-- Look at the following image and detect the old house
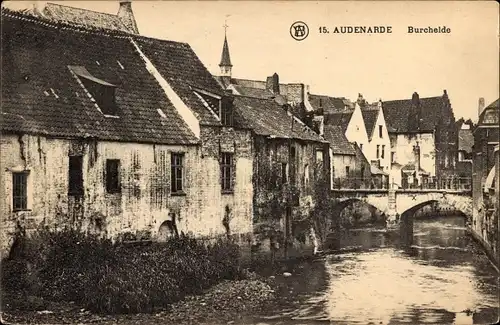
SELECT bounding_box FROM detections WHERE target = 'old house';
[472,98,499,260]
[323,126,357,189]
[383,91,458,189]
[231,95,330,257]
[456,120,474,188]
[0,8,254,255]
[27,1,139,34]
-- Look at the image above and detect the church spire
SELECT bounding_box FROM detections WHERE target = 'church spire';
[219,21,232,78]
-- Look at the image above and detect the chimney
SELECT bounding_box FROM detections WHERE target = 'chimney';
[357,93,364,104]
[413,142,421,171]
[32,1,47,16]
[266,73,280,95]
[411,92,420,106]
[478,97,485,116]
[118,1,139,34]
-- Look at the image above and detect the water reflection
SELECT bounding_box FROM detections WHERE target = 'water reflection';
[253,215,499,325]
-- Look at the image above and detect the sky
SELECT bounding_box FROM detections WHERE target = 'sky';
[4,1,499,121]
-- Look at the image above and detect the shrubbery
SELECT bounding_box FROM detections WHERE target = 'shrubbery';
[1,227,244,314]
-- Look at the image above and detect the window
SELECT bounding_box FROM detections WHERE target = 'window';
[221,153,233,191]
[391,152,395,163]
[68,156,84,195]
[345,166,350,176]
[379,125,383,138]
[69,66,118,116]
[376,145,380,158]
[315,149,324,165]
[171,153,184,193]
[381,145,385,159]
[106,159,121,193]
[221,105,233,126]
[360,166,365,180]
[281,163,288,184]
[13,172,28,211]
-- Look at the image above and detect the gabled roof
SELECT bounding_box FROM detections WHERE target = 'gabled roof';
[361,108,379,140]
[308,94,352,114]
[1,9,201,145]
[382,94,449,133]
[324,111,354,133]
[458,129,474,153]
[478,98,499,126]
[323,126,356,155]
[41,2,134,33]
[132,37,225,126]
[232,96,326,142]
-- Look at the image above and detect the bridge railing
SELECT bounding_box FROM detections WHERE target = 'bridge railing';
[332,176,472,191]
[332,177,388,190]
[399,177,472,191]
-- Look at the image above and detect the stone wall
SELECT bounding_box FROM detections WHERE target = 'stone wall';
[0,129,254,255]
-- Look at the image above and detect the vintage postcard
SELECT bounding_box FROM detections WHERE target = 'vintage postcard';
[1,1,499,324]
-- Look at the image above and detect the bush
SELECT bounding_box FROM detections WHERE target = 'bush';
[1,229,244,314]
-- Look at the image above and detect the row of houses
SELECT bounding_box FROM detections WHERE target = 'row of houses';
[0,4,328,256]
[1,2,484,256]
[216,33,462,191]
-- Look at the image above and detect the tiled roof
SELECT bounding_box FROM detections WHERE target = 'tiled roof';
[232,85,274,99]
[41,3,133,33]
[458,129,474,153]
[323,126,356,155]
[232,96,326,142]
[308,94,351,114]
[324,111,354,132]
[382,95,448,133]
[361,108,379,140]
[478,98,499,126]
[1,9,198,145]
[132,36,224,126]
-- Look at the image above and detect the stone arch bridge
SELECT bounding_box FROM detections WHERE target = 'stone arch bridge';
[330,189,473,225]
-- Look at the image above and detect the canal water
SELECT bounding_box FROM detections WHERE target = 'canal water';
[251,215,499,325]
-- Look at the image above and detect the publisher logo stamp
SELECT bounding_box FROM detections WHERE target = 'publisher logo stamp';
[290,21,309,41]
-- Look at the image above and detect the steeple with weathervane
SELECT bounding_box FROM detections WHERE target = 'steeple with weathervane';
[219,21,232,80]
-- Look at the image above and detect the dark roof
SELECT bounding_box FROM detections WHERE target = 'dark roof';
[324,111,354,132]
[458,129,474,153]
[41,3,133,33]
[132,37,224,126]
[323,126,356,155]
[219,35,232,67]
[361,108,379,139]
[1,9,199,145]
[308,94,351,114]
[232,96,326,142]
[382,94,449,133]
[478,98,499,126]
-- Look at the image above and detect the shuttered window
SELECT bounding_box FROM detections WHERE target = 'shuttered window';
[13,172,29,211]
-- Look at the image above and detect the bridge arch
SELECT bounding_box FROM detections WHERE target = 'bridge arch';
[333,197,388,227]
[398,198,470,246]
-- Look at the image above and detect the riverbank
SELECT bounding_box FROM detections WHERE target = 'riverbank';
[1,278,277,325]
[466,227,500,273]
